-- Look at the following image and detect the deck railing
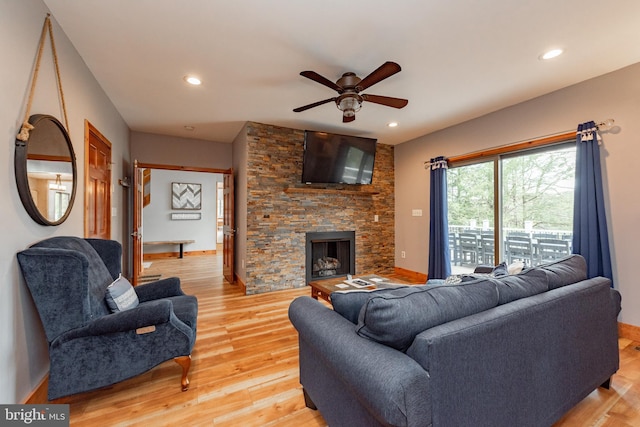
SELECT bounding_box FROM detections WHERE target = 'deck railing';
[447,225,572,269]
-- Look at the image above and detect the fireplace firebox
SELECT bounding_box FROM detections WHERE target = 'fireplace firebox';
[305,231,355,284]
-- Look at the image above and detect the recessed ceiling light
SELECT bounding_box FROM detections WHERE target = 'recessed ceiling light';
[387,122,398,128]
[184,76,202,85]
[540,49,564,60]
[184,125,195,131]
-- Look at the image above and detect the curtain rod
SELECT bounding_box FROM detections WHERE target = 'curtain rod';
[423,118,615,168]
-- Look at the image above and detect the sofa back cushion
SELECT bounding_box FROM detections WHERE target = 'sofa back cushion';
[489,268,549,305]
[532,254,587,289]
[356,281,499,351]
[331,287,409,324]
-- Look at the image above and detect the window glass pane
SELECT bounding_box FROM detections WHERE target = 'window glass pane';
[501,145,575,267]
[447,161,495,274]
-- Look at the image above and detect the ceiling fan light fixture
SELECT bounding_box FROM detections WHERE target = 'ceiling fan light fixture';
[337,95,362,117]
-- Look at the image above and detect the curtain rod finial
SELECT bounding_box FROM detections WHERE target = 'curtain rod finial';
[596,118,615,131]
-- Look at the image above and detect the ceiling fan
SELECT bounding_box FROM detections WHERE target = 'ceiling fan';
[293,61,408,123]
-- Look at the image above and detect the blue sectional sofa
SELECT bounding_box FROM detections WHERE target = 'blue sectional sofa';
[289,255,621,427]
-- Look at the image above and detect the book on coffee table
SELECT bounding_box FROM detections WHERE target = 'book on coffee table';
[344,275,408,289]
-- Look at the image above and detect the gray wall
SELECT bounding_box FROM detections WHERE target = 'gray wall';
[1,1,130,402]
[395,62,640,328]
[131,131,231,169]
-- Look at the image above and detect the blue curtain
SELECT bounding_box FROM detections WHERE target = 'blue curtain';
[428,156,451,279]
[572,121,613,284]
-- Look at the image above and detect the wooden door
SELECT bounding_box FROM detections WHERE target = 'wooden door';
[223,171,235,284]
[85,121,111,239]
[132,161,143,285]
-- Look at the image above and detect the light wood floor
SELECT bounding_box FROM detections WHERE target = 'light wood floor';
[61,255,640,426]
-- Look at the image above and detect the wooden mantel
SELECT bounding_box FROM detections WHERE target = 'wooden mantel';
[283,187,379,196]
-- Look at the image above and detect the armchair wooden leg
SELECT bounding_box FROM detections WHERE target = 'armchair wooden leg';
[174,355,191,391]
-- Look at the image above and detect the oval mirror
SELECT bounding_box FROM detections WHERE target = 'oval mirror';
[15,114,77,226]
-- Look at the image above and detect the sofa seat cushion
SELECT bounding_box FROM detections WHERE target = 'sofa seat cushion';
[534,254,587,289]
[356,281,499,351]
[331,287,409,324]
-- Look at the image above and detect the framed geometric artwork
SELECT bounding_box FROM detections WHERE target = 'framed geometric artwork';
[171,182,202,210]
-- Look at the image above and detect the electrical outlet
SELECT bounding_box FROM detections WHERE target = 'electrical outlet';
[374,214,379,222]
[401,251,406,259]
[241,259,245,269]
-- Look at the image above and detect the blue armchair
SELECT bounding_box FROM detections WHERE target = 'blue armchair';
[17,236,197,400]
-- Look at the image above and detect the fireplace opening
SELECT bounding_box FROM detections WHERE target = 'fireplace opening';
[305,231,355,284]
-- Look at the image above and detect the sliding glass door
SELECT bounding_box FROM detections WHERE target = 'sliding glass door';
[447,142,575,273]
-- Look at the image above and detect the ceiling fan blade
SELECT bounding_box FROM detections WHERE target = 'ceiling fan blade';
[300,71,343,93]
[355,62,401,92]
[343,114,356,123]
[362,94,408,109]
[293,97,337,113]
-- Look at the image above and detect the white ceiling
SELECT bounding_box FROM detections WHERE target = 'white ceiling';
[43,0,640,145]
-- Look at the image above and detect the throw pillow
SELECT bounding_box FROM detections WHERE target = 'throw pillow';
[444,274,464,284]
[443,262,510,285]
[492,261,509,277]
[105,274,139,312]
[356,281,499,351]
[507,261,525,275]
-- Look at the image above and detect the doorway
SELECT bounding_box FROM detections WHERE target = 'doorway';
[143,169,220,259]
[84,121,111,239]
[132,162,233,284]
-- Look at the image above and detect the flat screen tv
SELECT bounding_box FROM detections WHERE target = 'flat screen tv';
[302,130,377,184]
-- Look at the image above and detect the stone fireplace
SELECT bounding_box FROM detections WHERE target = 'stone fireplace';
[305,231,355,284]
[240,122,395,294]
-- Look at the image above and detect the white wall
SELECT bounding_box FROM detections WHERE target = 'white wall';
[1,1,130,402]
[143,170,220,253]
[395,62,640,328]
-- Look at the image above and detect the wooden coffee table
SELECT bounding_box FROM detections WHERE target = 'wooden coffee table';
[308,274,412,303]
